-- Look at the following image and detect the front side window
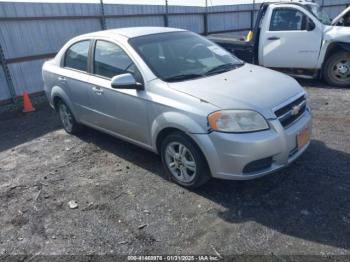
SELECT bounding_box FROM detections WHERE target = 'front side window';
[93,40,138,79]
[129,31,243,82]
[270,8,308,31]
[64,40,90,72]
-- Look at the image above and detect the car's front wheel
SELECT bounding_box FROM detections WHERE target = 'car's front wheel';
[57,100,81,134]
[160,131,210,189]
[323,51,350,88]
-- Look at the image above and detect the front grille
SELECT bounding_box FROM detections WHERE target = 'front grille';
[289,147,298,158]
[275,96,307,128]
[243,157,273,174]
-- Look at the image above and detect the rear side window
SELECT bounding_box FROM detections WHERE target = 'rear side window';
[64,40,90,72]
[270,8,308,31]
[93,40,137,79]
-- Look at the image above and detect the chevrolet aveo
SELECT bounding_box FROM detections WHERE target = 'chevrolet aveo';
[42,27,312,188]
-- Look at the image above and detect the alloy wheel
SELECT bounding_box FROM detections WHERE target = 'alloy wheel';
[164,142,197,183]
[59,103,73,132]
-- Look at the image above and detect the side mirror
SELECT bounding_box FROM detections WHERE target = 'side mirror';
[111,73,143,90]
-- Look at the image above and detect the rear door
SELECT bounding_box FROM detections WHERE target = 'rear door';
[61,40,93,122]
[259,5,323,69]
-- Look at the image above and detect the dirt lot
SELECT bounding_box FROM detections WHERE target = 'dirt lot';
[0,80,350,259]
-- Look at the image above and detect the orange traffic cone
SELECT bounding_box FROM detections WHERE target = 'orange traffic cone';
[22,91,35,113]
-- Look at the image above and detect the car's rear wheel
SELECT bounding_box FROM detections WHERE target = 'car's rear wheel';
[160,131,210,189]
[57,100,81,134]
[323,51,350,88]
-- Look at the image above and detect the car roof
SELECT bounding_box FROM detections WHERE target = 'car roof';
[80,27,186,40]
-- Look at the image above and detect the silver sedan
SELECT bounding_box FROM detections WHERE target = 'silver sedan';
[42,27,312,188]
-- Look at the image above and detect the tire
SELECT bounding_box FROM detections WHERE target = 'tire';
[57,100,81,134]
[323,51,350,88]
[160,131,210,189]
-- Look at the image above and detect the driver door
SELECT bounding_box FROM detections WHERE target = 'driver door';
[259,6,323,69]
[87,40,150,145]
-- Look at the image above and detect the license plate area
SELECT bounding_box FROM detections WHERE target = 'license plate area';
[297,128,310,150]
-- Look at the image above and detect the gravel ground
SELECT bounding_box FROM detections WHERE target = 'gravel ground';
[0,80,350,259]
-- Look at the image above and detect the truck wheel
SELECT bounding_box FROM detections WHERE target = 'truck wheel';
[323,51,350,88]
[160,131,210,189]
[57,100,81,134]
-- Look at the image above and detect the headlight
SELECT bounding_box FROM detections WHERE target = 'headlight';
[208,110,269,133]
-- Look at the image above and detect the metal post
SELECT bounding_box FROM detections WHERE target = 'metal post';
[321,0,325,8]
[0,42,17,104]
[100,0,106,30]
[164,0,169,27]
[251,0,256,30]
[204,0,208,35]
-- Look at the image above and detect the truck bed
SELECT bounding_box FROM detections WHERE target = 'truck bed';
[208,34,254,63]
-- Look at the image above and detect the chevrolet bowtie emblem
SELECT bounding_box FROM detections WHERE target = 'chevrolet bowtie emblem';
[291,105,301,116]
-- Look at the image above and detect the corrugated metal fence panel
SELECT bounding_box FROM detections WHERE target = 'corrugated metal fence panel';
[323,0,349,18]
[208,10,251,32]
[168,5,202,13]
[0,2,99,17]
[104,4,165,29]
[104,3,165,15]
[167,5,204,33]
[106,16,164,28]
[324,0,349,5]
[0,65,10,101]
[207,4,255,33]
[168,14,204,33]
[8,59,46,96]
[0,19,101,60]
[0,2,101,60]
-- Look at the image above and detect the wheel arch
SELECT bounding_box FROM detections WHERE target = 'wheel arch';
[151,112,208,154]
[51,86,77,116]
[155,127,184,154]
[323,42,350,65]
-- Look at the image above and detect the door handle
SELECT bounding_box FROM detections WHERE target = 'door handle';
[267,36,280,41]
[58,76,66,81]
[92,86,104,95]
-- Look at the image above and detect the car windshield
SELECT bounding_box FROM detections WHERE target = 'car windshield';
[307,5,332,25]
[129,31,243,82]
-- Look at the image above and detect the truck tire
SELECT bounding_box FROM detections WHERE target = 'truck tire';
[323,51,350,88]
[160,131,210,189]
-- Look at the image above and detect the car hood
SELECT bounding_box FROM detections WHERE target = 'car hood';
[332,6,350,26]
[167,64,305,119]
[324,25,350,43]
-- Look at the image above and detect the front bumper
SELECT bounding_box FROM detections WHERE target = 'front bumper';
[192,109,312,180]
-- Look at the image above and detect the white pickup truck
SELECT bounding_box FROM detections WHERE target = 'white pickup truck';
[209,1,350,87]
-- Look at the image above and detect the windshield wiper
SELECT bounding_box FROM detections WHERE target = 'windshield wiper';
[205,63,243,76]
[164,73,204,82]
